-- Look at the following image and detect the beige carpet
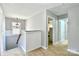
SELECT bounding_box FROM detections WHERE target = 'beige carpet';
[2,48,25,56]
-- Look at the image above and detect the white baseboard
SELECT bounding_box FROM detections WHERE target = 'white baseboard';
[41,46,48,49]
[67,49,79,55]
[26,46,47,53]
[21,46,26,53]
[19,46,26,55]
[26,46,42,52]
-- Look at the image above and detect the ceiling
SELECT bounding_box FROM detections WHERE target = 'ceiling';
[48,3,79,16]
[2,3,62,19]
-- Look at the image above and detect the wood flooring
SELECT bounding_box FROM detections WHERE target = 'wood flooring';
[1,42,79,56]
[27,44,79,56]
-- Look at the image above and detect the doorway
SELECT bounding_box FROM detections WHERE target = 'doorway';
[59,18,68,45]
[48,17,53,46]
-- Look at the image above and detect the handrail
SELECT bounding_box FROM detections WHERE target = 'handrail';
[16,34,21,44]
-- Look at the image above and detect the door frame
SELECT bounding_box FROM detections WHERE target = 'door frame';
[46,16,56,48]
[59,18,68,43]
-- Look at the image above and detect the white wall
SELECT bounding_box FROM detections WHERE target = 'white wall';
[26,31,41,52]
[26,10,47,48]
[26,11,45,30]
[26,10,59,48]
[68,5,79,51]
[0,5,5,55]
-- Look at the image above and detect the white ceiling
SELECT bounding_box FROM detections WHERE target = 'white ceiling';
[48,3,79,16]
[2,3,62,19]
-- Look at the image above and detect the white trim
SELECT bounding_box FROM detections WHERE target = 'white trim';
[47,16,56,48]
[19,46,26,55]
[67,49,79,55]
[41,46,48,49]
[26,46,42,52]
[26,46,48,53]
